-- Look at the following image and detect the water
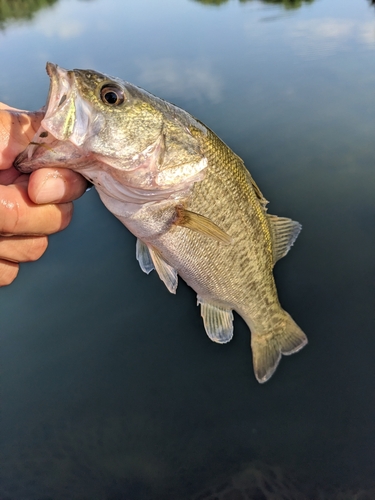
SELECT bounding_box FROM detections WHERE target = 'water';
[0,0,374,498]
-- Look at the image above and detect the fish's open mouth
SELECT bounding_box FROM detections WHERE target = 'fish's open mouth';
[14,62,104,173]
[45,62,75,119]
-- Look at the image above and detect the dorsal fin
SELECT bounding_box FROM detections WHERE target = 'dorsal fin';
[244,167,269,209]
[267,214,302,265]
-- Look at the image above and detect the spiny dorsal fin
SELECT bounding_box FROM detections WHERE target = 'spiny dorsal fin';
[136,239,154,274]
[197,297,234,344]
[268,214,302,265]
[148,246,178,294]
[244,168,269,209]
[175,206,232,245]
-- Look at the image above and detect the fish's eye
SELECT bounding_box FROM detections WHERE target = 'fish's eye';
[100,85,125,106]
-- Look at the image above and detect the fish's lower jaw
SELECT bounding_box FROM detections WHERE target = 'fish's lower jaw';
[249,312,307,383]
[13,153,34,173]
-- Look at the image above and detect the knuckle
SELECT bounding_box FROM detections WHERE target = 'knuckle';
[0,261,19,286]
[0,198,21,235]
[59,202,74,230]
[26,236,48,261]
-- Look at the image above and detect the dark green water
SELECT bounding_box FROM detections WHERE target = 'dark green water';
[0,0,374,498]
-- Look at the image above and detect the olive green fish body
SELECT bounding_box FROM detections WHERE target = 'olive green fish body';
[150,129,276,315]
[126,127,307,382]
[14,63,307,383]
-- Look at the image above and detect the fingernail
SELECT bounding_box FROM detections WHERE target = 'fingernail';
[35,177,66,204]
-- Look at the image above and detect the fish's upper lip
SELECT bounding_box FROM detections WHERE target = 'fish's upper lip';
[45,62,74,115]
[46,61,58,78]
[41,63,76,141]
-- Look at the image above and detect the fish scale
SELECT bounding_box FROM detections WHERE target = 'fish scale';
[157,127,275,314]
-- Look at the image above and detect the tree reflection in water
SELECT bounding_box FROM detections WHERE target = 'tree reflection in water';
[0,0,318,28]
[0,0,57,27]
[192,0,315,8]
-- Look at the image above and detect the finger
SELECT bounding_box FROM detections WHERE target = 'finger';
[0,181,73,236]
[0,103,24,111]
[0,235,48,262]
[0,166,23,185]
[0,108,44,170]
[28,168,88,204]
[0,259,19,287]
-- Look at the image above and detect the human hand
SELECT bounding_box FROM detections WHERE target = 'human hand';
[0,103,88,286]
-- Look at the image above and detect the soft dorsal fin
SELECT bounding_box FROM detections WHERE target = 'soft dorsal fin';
[136,239,154,274]
[148,246,178,294]
[197,297,234,344]
[267,214,302,265]
[174,206,232,245]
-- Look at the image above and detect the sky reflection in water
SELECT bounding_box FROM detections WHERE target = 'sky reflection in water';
[0,0,375,498]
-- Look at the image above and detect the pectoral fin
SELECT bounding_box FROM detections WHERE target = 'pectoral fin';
[175,206,232,245]
[198,298,234,343]
[268,214,302,265]
[148,246,178,294]
[136,239,154,274]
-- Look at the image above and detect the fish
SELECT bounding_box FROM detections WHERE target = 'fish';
[15,63,308,383]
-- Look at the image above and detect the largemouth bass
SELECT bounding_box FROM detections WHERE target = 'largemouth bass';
[15,63,307,383]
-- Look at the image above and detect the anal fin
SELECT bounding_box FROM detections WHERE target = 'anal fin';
[198,298,234,344]
[148,246,178,294]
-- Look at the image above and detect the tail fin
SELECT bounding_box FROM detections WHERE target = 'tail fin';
[249,310,307,383]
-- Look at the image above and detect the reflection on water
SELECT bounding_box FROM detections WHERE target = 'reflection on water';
[256,0,314,8]
[137,58,223,103]
[192,0,314,9]
[0,0,375,498]
[0,0,57,27]
[192,0,230,5]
